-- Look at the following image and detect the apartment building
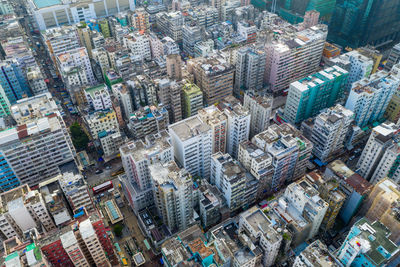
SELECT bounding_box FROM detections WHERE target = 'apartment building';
[166,54,182,81]
[120,131,173,213]
[111,83,133,120]
[356,122,398,181]
[252,123,313,188]
[304,104,354,162]
[127,105,169,140]
[0,60,31,105]
[345,69,400,127]
[84,109,119,139]
[283,65,348,125]
[84,84,112,111]
[131,8,150,32]
[150,161,194,232]
[182,82,203,118]
[264,24,328,93]
[169,116,212,179]
[197,106,227,154]
[56,47,96,91]
[234,46,266,96]
[123,32,151,61]
[156,78,182,123]
[294,240,341,266]
[188,56,234,105]
[156,12,185,43]
[26,66,48,95]
[243,90,273,138]
[221,96,251,159]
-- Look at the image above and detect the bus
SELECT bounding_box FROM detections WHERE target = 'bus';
[92,181,113,195]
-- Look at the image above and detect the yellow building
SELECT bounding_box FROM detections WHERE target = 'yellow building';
[84,109,119,139]
[365,178,400,222]
[385,88,400,123]
[357,46,383,74]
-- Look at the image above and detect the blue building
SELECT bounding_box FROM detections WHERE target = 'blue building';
[0,60,31,104]
[0,152,20,192]
[337,217,399,266]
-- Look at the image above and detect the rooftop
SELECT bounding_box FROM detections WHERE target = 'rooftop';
[169,116,210,141]
[301,240,341,266]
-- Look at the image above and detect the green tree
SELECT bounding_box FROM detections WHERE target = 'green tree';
[70,122,89,151]
[113,223,123,237]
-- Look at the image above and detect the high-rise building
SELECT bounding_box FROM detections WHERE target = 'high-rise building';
[127,105,169,140]
[279,0,335,23]
[234,46,266,96]
[243,90,272,138]
[264,24,327,93]
[210,153,247,212]
[326,50,374,91]
[131,8,150,32]
[0,84,10,118]
[0,184,56,240]
[380,200,400,245]
[345,70,400,127]
[239,207,282,267]
[365,178,399,223]
[252,123,313,188]
[182,82,203,118]
[122,32,151,61]
[92,48,111,76]
[0,107,75,188]
[328,0,400,48]
[169,116,212,179]
[309,171,346,231]
[304,104,354,162]
[385,43,400,71]
[294,240,341,266]
[26,66,48,96]
[155,12,185,43]
[188,56,234,105]
[56,47,96,91]
[166,54,182,81]
[27,0,135,30]
[156,78,182,123]
[324,160,372,224]
[150,161,194,232]
[111,83,133,120]
[58,172,94,213]
[284,65,348,125]
[337,218,399,267]
[84,109,119,139]
[198,180,227,228]
[197,106,227,154]
[356,122,398,181]
[120,131,173,213]
[0,60,31,104]
[84,84,112,111]
[220,96,250,159]
[357,46,383,75]
[182,25,203,57]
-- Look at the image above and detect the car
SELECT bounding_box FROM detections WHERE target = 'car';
[106,165,112,170]
[95,169,103,174]
[349,155,356,161]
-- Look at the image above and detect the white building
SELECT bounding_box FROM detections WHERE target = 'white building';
[120,131,173,213]
[345,70,400,127]
[327,50,373,91]
[307,104,354,162]
[169,116,212,179]
[357,122,398,182]
[99,130,124,158]
[123,32,151,61]
[197,106,227,154]
[111,83,133,119]
[92,48,111,75]
[27,0,135,30]
[221,97,251,159]
[243,90,273,138]
[60,231,90,267]
[293,240,341,267]
[0,184,56,242]
[239,207,282,267]
[385,42,400,71]
[150,161,194,232]
[84,84,112,111]
[84,109,119,138]
[210,153,246,212]
[283,177,328,239]
[58,172,94,213]
[56,47,96,91]
[26,66,48,95]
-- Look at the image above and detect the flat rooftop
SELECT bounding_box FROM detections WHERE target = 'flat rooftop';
[169,116,210,141]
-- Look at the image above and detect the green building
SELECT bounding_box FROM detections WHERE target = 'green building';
[279,0,336,23]
[182,83,203,118]
[99,19,111,38]
[283,65,349,125]
[104,69,123,88]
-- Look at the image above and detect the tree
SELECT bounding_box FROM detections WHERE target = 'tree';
[113,223,123,237]
[70,122,89,151]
